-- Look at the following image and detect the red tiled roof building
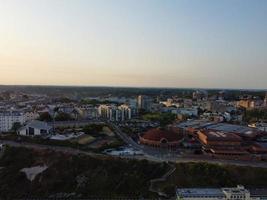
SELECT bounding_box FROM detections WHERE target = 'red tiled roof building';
[139,128,183,148]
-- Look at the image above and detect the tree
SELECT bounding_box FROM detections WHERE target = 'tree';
[159,113,176,127]
[11,122,22,132]
[83,124,103,135]
[55,112,74,121]
[38,112,53,122]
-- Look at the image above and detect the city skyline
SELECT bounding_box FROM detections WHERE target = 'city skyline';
[0,0,267,89]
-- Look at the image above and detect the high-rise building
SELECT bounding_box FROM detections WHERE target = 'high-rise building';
[137,95,152,111]
[98,104,131,121]
[264,93,267,107]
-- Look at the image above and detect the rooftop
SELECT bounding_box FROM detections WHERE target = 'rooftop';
[206,123,258,137]
[199,130,242,142]
[27,120,52,130]
[141,128,183,142]
[176,188,224,198]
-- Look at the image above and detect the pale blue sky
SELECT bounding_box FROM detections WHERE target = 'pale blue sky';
[0,0,266,89]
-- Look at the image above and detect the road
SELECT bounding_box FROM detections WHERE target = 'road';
[1,123,267,169]
[109,122,267,169]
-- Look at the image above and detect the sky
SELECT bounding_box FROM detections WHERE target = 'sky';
[0,0,267,89]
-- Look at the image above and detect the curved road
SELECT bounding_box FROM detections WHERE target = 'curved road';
[1,125,267,169]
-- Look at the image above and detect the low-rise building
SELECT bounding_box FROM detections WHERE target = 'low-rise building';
[139,128,183,148]
[17,120,53,136]
[197,130,250,160]
[177,185,263,200]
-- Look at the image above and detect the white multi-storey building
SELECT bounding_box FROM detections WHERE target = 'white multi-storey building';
[176,185,262,200]
[98,104,132,121]
[0,111,25,132]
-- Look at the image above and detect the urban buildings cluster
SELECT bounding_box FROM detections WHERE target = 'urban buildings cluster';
[176,185,267,200]
[0,89,267,162]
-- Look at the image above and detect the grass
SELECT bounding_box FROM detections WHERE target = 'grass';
[102,126,115,136]
[71,134,96,145]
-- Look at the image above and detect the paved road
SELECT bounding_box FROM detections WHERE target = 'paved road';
[2,129,267,169]
[109,122,267,169]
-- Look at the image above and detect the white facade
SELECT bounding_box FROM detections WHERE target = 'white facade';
[98,104,132,121]
[0,111,25,132]
[176,185,260,200]
[222,185,251,200]
[17,120,52,136]
[24,112,40,122]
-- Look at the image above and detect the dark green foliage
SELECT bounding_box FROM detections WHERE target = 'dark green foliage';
[55,112,74,121]
[82,124,104,136]
[142,112,176,126]
[38,112,53,122]
[244,109,267,122]
[11,122,22,132]
[161,162,267,196]
[0,147,167,199]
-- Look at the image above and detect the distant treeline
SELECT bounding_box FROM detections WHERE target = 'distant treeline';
[0,85,266,99]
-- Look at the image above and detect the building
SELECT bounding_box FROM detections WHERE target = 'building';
[238,99,264,109]
[249,122,267,132]
[24,111,39,122]
[98,104,132,121]
[177,185,264,200]
[79,105,99,119]
[198,130,242,147]
[137,95,153,111]
[174,120,264,140]
[0,111,25,132]
[17,120,52,136]
[197,130,250,160]
[139,128,183,148]
[171,107,198,120]
[118,104,132,121]
[177,188,225,200]
[222,185,251,200]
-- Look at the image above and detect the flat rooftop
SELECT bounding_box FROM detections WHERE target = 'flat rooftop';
[174,120,216,129]
[175,120,264,137]
[200,130,242,142]
[206,123,257,137]
[176,188,224,198]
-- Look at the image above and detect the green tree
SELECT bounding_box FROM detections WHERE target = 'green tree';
[11,122,22,132]
[55,112,74,121]
[38,112,53,122]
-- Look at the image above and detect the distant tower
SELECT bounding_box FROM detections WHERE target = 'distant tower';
[264,92,267,107]
[137,95,152,111]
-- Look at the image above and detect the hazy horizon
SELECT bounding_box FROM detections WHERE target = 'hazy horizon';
[0,0,267,89]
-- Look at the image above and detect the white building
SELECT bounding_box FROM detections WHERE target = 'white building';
[0,111,25,132]
[118,104,132,121]
[17,120,52,136]
[98,104,132,121]
[222,185,251,200]
[176,185,261,200]
[78,105,99,119]
[24,111,40,122]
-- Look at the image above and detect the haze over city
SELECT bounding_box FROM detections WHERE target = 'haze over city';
[1,1,267,199]
[0,0,266,89]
